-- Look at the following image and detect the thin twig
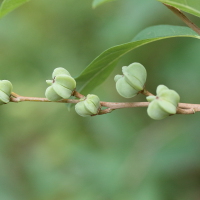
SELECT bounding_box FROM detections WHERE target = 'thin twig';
[10,96,79,104]
[178,103,200,110]
[176,107,195,114]
[11,92,20,98]
[9,91,200,115]
[100,101,149,109]
[98,108,114,115]
[164,3,200,35]
[73,91,85,99]
[141,89,154,96]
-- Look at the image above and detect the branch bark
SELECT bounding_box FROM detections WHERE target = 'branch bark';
[9,91,200,116]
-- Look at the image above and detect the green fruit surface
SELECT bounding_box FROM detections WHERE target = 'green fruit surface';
[52,67,71,78]
[0,90,10,103]
[55,75,76,91]
[146,96,156,102]
[116,77,138,98]
[0,80,12,96]
[123,63,146,87]
[53,83,73,99]
[45,86,62,101]
[159,90,180,107]
[87,94,100,107]
[75,101,92,117]
[147,100,169,120]
[158,100,177,114]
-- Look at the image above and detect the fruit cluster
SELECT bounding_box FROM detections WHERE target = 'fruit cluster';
[44,63,180,119]
[45,67,101,117]
[0,62,180,120]
[114,63,180,120]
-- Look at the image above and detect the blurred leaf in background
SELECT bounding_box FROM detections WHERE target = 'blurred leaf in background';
[0,0,29,19]
[92,0,116,8]
[0,0,200,200]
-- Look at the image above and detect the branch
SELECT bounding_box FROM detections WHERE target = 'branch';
[10,93,80,104]
[141,89,154,96]
[179,103,200,111]
[100,101,149,109]
[164,3,200,35]
[101,101,199,115]
[98,108,114,115]
[176,107,195,114]
[73,91,85,99]
[9,91,200,116]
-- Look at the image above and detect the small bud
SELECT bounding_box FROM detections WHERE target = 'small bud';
[0,80,13,104]
[75,94,100,117]
[114,63,147,98]
[147,85,180,120]
[45,68,76,101]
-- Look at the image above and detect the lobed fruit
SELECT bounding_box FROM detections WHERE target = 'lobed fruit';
[114,63,147,98]
[75,94,100,117]
[45,67,76,101]
[147,85,180,120]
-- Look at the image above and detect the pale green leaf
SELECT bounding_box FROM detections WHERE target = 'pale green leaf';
[158,0,200,18]
[0,0,29,19]
[75,25,200,96]
[92,0,116,8]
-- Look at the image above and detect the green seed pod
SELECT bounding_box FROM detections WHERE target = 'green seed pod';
[147,85,180,120]
[0,80,13,104]
[75,94,100,117]
[114,62,147,98]
[45,68,76,101]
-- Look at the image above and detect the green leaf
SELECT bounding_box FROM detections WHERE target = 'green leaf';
[157,0,200,18]
[75,25,200,96]
[0,0,29,19]
[92,0,116,8]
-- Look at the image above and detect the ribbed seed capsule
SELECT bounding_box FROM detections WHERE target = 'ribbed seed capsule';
[0,80,13,104]
[45,67,76,101]
[114,63,147,98]
[147,85,180,120]
[75,94,100,117]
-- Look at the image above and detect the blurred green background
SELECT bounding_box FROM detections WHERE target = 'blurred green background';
[0,0,200,199]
